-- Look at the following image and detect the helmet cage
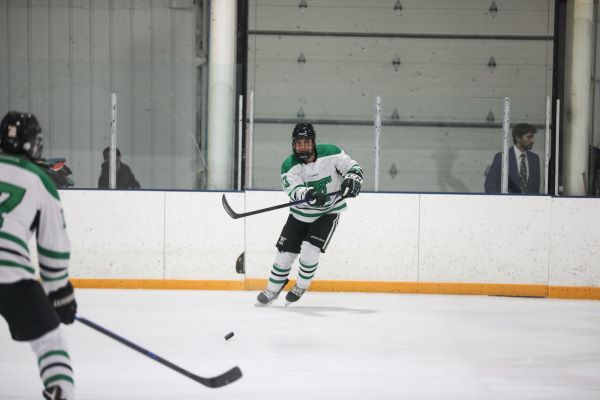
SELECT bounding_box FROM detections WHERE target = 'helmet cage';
[292,123,316,161]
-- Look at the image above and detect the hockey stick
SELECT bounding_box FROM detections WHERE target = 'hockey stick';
[75,316,242,388]
[222,191,342,219]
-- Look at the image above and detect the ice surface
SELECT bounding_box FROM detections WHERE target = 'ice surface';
[1,289,600,399]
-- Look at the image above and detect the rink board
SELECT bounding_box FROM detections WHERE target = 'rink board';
[53,190,600,299]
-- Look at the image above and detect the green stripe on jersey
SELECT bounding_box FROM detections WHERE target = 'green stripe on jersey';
[0,230,30,253]
[0,259,35,274]
[280,144,343,174]
[290,203,347,218]
[0,154,59,200]
[37,245,70,260]
[315,144,342,157]
[281,154,301,174]
[288,184,305,198]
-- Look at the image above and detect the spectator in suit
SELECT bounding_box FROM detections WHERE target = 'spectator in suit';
[484,123,540,194]
[98,147,141,189]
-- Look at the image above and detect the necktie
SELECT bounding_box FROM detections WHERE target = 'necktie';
[519,153,528,193]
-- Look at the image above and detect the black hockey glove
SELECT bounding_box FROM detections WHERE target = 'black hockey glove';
[304,187,327,207]
[341,172,363,198]
[48,281,77,324]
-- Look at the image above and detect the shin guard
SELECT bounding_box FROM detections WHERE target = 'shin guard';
[266,251,297,292]
[297,241,321,289]
[30,327,74,400]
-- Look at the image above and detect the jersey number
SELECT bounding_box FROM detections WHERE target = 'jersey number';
[0,181,26,228]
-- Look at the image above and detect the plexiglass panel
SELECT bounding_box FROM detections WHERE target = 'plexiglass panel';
[249,94,552,193]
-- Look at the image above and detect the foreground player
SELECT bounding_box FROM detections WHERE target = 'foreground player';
[257,122,363,305]
[0,112,77,400]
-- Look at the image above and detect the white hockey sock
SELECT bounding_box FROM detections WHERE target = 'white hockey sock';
[267,251,297,292]
[30,326,75,400]
[297,241,321,289]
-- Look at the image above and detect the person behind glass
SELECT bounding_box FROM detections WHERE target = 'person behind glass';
[484,123,541,194]
[0,111,77,400]
[98,147,140,189]
[256,122,363,306]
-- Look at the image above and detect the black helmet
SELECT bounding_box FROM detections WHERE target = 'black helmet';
[0,111,43,159]
[292,122,316,161]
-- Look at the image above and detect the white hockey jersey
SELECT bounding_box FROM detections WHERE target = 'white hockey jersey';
[281,144,362,223]
[0,153,70,293]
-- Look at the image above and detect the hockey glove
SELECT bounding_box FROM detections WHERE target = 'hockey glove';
[341,172,363,198]
[48,281,77,324]
[304,187,327,207]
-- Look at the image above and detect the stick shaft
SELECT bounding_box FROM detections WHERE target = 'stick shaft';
[76,315,242,387]
[77,316,190,377]
[222,191,341,219]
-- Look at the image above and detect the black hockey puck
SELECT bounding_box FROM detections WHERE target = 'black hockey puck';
[224,332,234,340]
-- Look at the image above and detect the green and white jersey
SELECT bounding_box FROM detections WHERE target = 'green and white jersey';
[0,153,70,293]
[281,144,362,223]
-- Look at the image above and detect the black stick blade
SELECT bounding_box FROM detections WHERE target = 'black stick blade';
[196,366,243,388]
[222,194,242,219]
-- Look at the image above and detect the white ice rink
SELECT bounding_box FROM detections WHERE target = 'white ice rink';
[1,289,600,400]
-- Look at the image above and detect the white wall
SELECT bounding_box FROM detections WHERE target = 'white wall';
[57,190,600,289]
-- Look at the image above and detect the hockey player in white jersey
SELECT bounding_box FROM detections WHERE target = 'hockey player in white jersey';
[0,112,77,400]
[257,122,363,305]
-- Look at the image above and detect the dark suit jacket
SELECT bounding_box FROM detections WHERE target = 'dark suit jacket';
[484,147,540,194]
[98,161,141,189]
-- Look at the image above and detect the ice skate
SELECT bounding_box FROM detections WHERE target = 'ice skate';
[256,279,288,305]
[43,386,66,400]
[285,284,306,306]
